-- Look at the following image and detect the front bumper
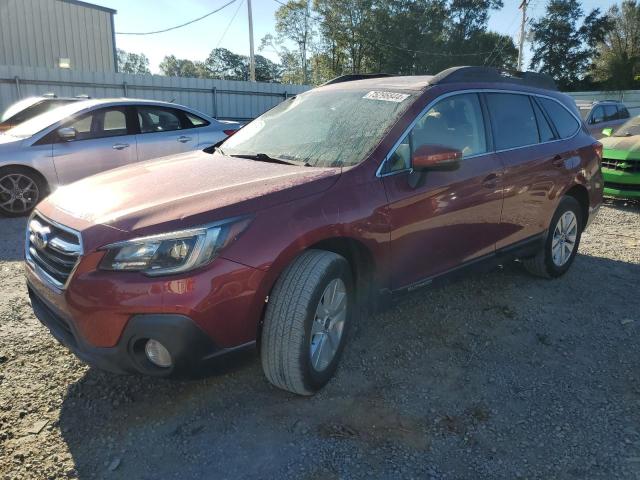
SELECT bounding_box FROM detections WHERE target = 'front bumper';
[28,285,224,375]
[602,168,640,198]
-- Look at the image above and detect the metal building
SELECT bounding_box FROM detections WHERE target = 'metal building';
[0,0,117,72]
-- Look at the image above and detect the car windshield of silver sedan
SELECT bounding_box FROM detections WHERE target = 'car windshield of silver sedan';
[221,88,418,168]
[4,101,93,138]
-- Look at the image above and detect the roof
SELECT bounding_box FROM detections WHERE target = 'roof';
[57,0,117,15]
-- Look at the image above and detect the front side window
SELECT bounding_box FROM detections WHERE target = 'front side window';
[384,93,487,173]
[486,93,538,150]
[539,98,580,139]
[590,106,605,124]
[64,107,128,141]
[138,106,183,133]
[221,88,418,168]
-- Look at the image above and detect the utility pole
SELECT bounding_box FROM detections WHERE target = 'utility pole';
[247,0,256,81]
[517,0,528,71]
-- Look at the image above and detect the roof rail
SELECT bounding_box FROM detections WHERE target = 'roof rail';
[321,73,394,86]
[430,66,557,91]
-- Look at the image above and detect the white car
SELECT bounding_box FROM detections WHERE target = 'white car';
[0,98,240,216]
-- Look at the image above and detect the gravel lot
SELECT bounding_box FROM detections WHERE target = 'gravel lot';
[1,202,639,480]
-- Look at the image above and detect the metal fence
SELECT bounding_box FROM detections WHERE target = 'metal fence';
[567,90,640,114]
[0,65,311,122]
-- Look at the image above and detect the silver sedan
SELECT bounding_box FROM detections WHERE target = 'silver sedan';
[0,98,240,216]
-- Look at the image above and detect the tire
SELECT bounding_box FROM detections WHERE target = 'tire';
[261,249,354,395]
[0,167,47,217]
[522,196,583,278]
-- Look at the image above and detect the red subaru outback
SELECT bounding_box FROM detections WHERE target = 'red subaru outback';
[25,67,603,395]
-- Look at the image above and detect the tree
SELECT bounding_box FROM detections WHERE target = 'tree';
[529,0,608,90]
[202,48,247,80]
[592,1,640,90]
[255,55,283,82]
[116,49,151,74]
[274,0,313,83]
[159,55,203,78]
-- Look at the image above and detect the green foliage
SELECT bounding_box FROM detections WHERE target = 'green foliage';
[116,49,151,75]
[592,1,640,91]
[529,0,609,90]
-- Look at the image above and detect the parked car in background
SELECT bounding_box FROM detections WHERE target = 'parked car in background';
[0,94,87,133]
[0,99,240,216]
[599,116,640,199]
[26,67,602,396]
[576,99,630,139]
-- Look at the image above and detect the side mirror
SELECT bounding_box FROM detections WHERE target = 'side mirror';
[601,127,613,137]
[412,144,462,171]
[57,127,76,141]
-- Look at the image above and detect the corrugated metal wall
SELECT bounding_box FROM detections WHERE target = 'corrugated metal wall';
[0,65,311,121]
[0,0,116,72]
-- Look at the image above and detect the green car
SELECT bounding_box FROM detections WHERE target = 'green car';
[600,117,640,198]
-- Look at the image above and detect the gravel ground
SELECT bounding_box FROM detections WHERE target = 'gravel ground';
[1,201,639,480]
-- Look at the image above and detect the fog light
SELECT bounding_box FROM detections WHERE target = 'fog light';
[144,339,172,368]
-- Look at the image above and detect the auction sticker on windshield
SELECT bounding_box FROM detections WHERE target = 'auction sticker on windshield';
[363,91,410,103]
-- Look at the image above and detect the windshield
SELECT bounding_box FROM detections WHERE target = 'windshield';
[221,88,418,167]
[0,99,77,126]
[613,116,640,137]
[4,101,95,138]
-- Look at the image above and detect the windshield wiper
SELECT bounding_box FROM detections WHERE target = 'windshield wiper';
[231,153,305,166]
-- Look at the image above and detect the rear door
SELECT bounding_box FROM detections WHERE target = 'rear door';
[492,93,581,249]
[381,92,505,290]
[52,106,137,184]
[135,105,196,161]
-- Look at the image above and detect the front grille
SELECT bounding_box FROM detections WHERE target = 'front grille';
[604,181,640,192]
[26,214,83,289]
[602,158,640,173]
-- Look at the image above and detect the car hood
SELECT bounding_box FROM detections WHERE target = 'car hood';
[40,151,340,247]
[601,135,640,160]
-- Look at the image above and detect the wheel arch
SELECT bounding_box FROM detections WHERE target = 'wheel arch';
[563,183,589,228]
[0,164,50,192]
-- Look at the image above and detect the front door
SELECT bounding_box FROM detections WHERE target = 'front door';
[52,106,137,184]
[381,92,505,290]
[134,105,195,161]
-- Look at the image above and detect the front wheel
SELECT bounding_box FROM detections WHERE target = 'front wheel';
[522,196,583,278]
[0,167,46,217]
[261,250,353,395]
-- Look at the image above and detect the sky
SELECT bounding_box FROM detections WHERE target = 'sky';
[90,0,621,75]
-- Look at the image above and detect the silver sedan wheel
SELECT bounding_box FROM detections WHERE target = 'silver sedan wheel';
[0,174,39,214]
[552,211,578,267]
[309,278,348,373]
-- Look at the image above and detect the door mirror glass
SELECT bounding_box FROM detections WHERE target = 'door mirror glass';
[57,127,77,141]
[601,127,613,137]
[413,144,462,171]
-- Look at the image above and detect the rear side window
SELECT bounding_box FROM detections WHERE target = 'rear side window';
[485,93,538,150]
[532,100,555,142]
[185,113,210,128]
[618,105,630,119]
[539,98,580,139]
[137,106,183,133]
[604,104,618,121]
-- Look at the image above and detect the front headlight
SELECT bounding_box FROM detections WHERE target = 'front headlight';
[99,217,251,276]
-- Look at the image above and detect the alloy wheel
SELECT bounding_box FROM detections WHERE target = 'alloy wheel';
[309,278,348,372]
[551,210,578,267]
[0,173,40,214]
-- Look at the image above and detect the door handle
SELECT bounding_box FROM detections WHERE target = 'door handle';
[552,154,564,167]
[481,173,499,189]
[177,136,192,143]
[112,143,130,150]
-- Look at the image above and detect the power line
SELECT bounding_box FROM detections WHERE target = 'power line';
[215,0,245,49]
[116,0,239,35]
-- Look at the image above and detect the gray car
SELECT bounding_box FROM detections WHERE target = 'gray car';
[576,100,630,139]
[0,98,240,216]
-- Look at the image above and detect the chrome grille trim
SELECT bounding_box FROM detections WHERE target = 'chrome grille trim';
[25,212,83,290]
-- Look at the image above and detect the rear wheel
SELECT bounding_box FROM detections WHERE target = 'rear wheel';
[0,167,46,217]
[522,196,583,278]
[261,250,353,395]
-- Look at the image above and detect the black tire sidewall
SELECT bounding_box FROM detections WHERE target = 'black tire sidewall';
[544,196,583,277]
[0,168,46,217]
[301,257,354,391]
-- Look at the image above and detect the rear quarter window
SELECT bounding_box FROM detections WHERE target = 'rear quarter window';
[539,98,580,139]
